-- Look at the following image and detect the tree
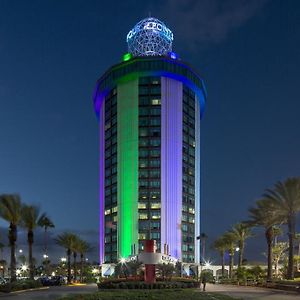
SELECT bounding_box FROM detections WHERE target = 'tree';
[0,259,6,277]
[0,194,22,282]
[295,233,300,271]
[231,223,253,267]
[55,232,77,284]
[222,231,237,279]
[212,237,227,277]
[21,204,43,280]
[126,260,142,277]
[38,214,55,256]
[75,239,91,282]
[272,242,288,277]
[247,198,283,281]
[263,178,300,279]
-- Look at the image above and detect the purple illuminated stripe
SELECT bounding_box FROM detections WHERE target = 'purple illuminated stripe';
[99,95,105,264]
[161,77,182,259]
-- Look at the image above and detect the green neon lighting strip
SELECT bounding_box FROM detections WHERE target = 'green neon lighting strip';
[122,52,132,62]
[117,79,139,258]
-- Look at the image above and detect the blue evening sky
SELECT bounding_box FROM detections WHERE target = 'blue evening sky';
[0,0,299,262]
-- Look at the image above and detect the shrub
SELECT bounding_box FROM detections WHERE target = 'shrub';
[0,279,43,293]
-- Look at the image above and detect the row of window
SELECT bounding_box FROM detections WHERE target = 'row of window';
[139,212,160,220]
[138,202,161,209]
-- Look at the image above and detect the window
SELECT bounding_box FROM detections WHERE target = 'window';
[150,118,160,126]
[150,170,160,178]
[139,181,148,188]
[139,149,149,157]
[151,211,160,219]
[151,222,160,230]
[151,108,160,115]
[150,160,160,167]
[139,233,146,240]
[150,232,160,239]
[151,99,161,105]
[182,224,188,232]
[151,203,160,209]
[139,213,148,220]
[149,181,160,188]
[139,160,148,168]
[150,139,160,146]
[189,207,195,214]
[138,203,147,209]
[139,221,149,230]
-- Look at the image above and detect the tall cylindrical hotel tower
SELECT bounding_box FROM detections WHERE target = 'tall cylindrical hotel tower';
[94,18,206,265]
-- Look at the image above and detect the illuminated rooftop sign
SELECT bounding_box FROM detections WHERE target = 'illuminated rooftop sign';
[126,17,173,57]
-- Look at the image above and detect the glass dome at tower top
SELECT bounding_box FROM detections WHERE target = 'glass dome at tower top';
[126,17,174,57]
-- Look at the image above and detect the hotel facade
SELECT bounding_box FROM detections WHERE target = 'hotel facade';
[94,17,206,265]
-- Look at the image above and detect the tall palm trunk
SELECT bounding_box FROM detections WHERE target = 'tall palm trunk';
[9,223,17,282]
[44,227,48,255]
[67,248,71,284]
[229,250,234,278]
[266,227,273,281]
[28,230,34,280]
[221,252,225,277]
[238,241,244,267]
[73,252,77,282]
[287,214,295,279]
[80,253,84,283]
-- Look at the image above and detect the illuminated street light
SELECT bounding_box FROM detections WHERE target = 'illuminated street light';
[43,254,49,259]
[21,265,28,271]
[120,257,126,264]
[204,261,211,268]
[235,247,240,252]
[61,257,67,262]
[19,249,23,254]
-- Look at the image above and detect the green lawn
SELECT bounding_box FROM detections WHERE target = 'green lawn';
[59,289,237,300]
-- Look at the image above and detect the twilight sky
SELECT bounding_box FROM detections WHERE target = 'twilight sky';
[0,0,299,263]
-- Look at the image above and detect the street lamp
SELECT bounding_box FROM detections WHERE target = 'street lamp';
[120,257,126,264]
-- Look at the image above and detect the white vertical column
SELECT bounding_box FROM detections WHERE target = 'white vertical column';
[161,77,183,259]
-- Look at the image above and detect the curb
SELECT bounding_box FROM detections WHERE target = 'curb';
[0,286,49,296]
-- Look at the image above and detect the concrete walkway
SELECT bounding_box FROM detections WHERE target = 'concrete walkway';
[206,283,300,300]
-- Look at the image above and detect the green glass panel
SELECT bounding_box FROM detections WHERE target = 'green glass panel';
[117,79,139,258]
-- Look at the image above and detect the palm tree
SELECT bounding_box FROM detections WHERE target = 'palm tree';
[38,214,55,256]
[213,236,227,277]
[295,233,300,271]
[263,178,300,279]
[55,232,77,284]
[75,239,91,283]
[72,237,80,282]
[21,204,43,280]
[222,231,237,279]
[247,198,283,281]
[0,194,22,282]
[231,223,253,267]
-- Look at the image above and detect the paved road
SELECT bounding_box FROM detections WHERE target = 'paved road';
[0,284,98,300]
[206,283,300,300]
